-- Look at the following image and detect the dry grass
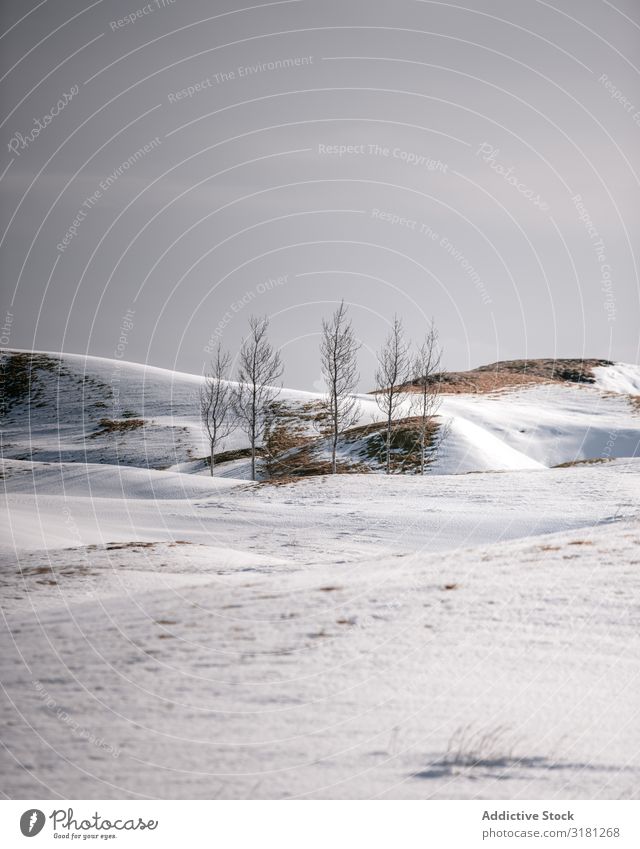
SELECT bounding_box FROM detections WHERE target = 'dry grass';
[92,417,145,436]
[553,457,610,468]
[399,357,613,396]
[210,447,254,466]
[343,416,440,473]
[1,351,60,413]
[437,724,523,772]
[257,413,442,481]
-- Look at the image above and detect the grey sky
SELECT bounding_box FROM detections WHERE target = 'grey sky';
[1,0,639,389]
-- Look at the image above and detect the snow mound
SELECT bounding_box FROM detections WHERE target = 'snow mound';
[592,362,640,395]
[439,383,640,469]
[1,458,246,499]
[432,416,546,473]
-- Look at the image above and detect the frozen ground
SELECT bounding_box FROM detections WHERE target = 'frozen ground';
[1,351,639,799]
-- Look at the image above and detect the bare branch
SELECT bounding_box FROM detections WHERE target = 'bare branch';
[319,301,361,474]
[199,344,237,475]
[374,315,411,474]
[409,322,445,474]
[233,315,283,480]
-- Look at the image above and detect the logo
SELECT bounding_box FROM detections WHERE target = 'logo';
[20,809,45,837]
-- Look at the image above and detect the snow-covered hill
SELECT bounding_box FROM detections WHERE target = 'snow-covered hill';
[2,349,639,475]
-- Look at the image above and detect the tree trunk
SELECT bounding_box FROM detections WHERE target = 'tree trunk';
[251,442,256,481]
[210,444,214,477]
[332,431,338,475]
[332,383,338,475]
[386,408,392,474]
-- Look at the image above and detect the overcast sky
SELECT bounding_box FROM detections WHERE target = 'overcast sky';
[1,0,639,389]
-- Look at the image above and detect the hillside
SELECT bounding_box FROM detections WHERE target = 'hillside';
[401,357,619,394]
[1,349,639,477]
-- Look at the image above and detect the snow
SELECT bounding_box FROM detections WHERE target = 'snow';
[3,350,639,477]
[1,466,639,799]
[3,455,638,556]
[437,382,640,470]
[2,349,640,800]
[431,416,546,473]
[592,362,640,395]
[0,348,328,470]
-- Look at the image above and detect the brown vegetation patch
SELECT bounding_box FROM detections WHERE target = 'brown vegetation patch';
[553,457,610,468]
[92,417,145,437]
[210,447,254,466]
[258,413,441,480]
[344,416,440,473]
[399,358,613,395]
[266,445,364,479]
[1,351,60,412]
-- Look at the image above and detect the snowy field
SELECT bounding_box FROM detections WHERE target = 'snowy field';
[1,350,639,799]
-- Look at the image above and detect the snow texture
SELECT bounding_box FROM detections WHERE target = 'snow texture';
[1,350,639,799]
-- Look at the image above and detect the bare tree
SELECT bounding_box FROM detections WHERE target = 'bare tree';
[319,301,361,474]
[374,315,411,474]
[234,315,283,481]
[199,345,237,476]
[410,323,444,475]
